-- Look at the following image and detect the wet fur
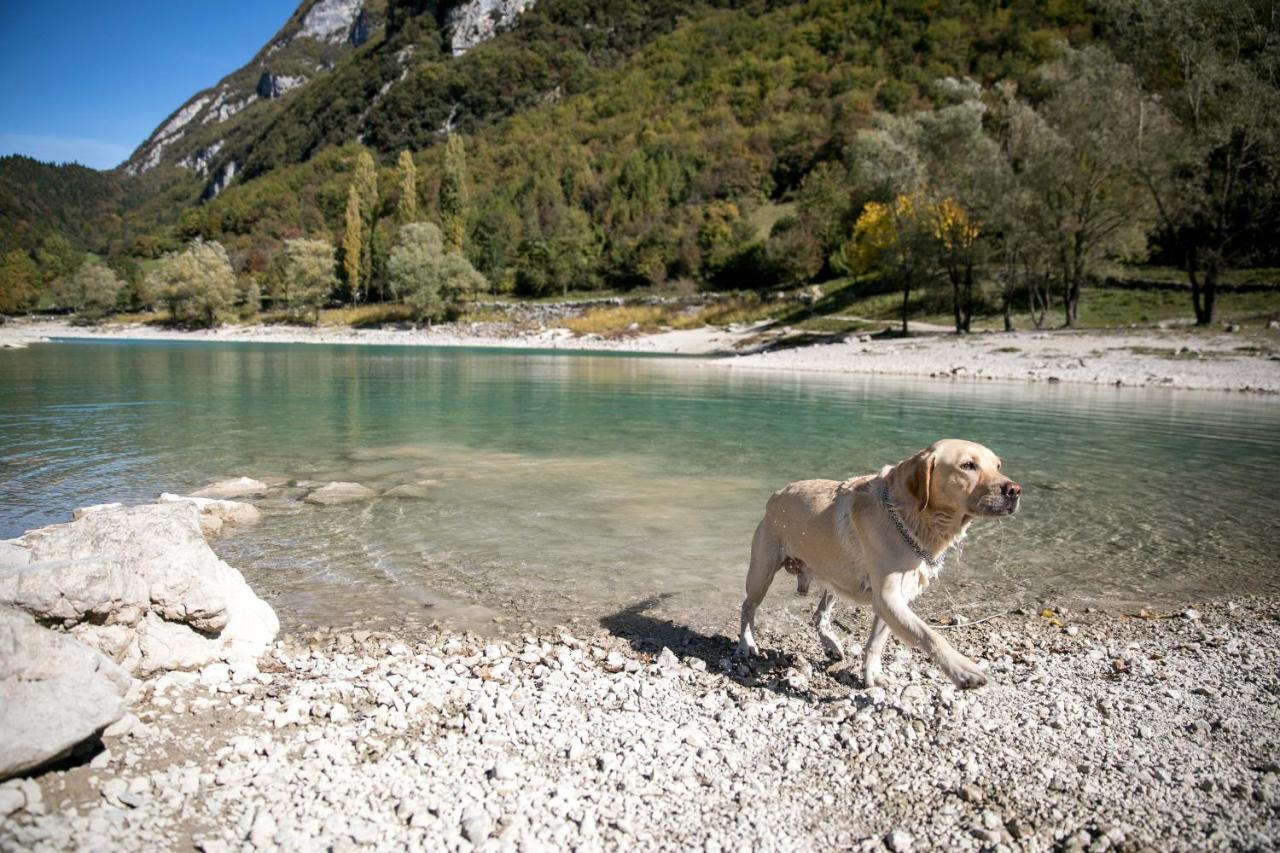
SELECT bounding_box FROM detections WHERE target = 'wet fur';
[737,439,1020,690]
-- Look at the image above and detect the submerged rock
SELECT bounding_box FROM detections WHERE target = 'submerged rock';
[0,503,278,674]
[304,481,377,505]
[157,493,261,537]
[382,480,439,499]
[190,477,269,500]
[0,607,132,780]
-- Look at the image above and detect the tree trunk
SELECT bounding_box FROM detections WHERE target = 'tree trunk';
[1202,256,1218,325]
[901,274,911,335]
[961,260,974,333]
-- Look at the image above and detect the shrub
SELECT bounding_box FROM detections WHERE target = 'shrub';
[146,238,237,328]
[387,222,486,321]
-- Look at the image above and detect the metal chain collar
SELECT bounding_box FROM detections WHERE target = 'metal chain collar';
[879,485,947,571]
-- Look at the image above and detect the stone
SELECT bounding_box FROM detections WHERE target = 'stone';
[303,482,377,506]
[189,477,268,500]
[0,503,278,674]
[157,494,261,537]
[72,503,124,520]
[0,784,25,816]
[0,607,132,779]
[886,829,914,851]
[103,713,139,738]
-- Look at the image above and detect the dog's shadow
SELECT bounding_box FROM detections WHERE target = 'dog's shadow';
[598,594,859,702]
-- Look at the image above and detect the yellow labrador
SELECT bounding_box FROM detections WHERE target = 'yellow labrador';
[738,439,1021,689]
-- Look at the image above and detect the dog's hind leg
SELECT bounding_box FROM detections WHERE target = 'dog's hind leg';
[862,614,891,687]
[738,520,782,657]
[811,589,844,661]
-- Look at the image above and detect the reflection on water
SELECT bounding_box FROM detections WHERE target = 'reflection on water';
[1,339,1278,630]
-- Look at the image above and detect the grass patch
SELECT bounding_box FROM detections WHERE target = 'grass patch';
[316,304,415,327]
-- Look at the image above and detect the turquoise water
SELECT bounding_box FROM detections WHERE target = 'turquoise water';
[2,339,1278,629]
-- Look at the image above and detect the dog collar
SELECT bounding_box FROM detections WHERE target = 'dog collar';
[879,485,947,570]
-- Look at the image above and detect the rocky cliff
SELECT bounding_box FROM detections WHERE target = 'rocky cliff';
[121,0,536,199]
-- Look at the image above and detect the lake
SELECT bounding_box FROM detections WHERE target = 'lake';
[2,339,1278,632]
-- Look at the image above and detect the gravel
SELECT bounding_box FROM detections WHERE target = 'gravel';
[2,598,1279,851]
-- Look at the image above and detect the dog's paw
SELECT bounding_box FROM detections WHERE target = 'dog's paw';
[821,637,845,662]
[863,665,886,688]
[946,659,989,690]
[736,637,760,658]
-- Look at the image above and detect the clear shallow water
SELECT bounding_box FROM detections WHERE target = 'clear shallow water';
[1,339,1278,631]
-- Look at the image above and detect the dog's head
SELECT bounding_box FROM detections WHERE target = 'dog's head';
[896,439,1020,518]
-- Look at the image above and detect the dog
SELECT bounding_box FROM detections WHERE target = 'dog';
[737,439,1020,690]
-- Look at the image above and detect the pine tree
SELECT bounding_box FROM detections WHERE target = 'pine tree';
[396,150,418,223]
[342,184,363,303]
[440,134,468,254]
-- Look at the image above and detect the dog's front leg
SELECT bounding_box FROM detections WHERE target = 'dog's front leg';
[862,615,891,687]
[871,575,987,690]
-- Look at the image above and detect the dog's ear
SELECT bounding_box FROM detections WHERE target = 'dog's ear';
[901,449,935,512]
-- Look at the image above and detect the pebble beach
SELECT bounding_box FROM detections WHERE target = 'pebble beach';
[3,597,1278,852]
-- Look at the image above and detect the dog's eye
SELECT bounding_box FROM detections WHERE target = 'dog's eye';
[960,461,977,471]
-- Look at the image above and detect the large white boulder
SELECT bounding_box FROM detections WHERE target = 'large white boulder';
[157,493,261,537]
[304,481,376,505]
[0,503,278,674]
[0,607,132,780]
[190,477,268,500]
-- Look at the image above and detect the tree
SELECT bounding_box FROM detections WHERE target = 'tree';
[353,148,378,284]
[440,134,469,254]
[836,195,934,334]
[341,184,363,303]
[36,234,83,299]
[56,262,123,321]
[388,222,485,321]
[1006,48,1153,326]
[268,238,337,324]
[0,250,39,314]
[147,238,237,328]
[1107,0,1280,324]
[395,150,418,223]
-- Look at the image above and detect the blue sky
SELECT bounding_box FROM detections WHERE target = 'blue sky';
[0,1,299,170]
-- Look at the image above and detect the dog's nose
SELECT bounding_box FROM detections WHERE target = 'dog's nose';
[1002,481,1021,497]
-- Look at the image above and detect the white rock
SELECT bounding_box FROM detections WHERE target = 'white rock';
[304,482,377,506]
[189,477,268,500]
[0,784,25,816]
[0,607,132,779]
[0,503,278,674]
[72,503,124,520]
[157,494,261,537]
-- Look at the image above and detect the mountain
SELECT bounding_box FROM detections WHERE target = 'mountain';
[3,0,1113,291]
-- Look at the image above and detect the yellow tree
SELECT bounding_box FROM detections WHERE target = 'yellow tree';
[395,150,418,224]
[930,197,981,332]
[342,184,363,302]
[440,133,468,254]
[840,195,929,334]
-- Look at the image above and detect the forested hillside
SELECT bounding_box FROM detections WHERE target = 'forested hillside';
[1,0,1277,329]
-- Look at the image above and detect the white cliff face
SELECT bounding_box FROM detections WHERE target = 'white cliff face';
[257,72,308,99]
[206,161,238,199]
[299,0,364,43]
[179,140,225,176]
[444,0,537,55]
[126,94,213,175]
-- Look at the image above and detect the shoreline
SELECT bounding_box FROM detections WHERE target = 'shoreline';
[3,317,1278,395]
[3,594,1278,850]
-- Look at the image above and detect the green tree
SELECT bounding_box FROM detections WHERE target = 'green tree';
[440,134,469,254]
[269,238,337,324]
[56,262,123,321]
[395,150,418,223]
[1006,47,1153,326]
[0,250,39,314]
[341,184,363,302]
[388,221,485,321]
[147,238,237,328]
[1107,0,1280,325]
[36,234,83,298]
